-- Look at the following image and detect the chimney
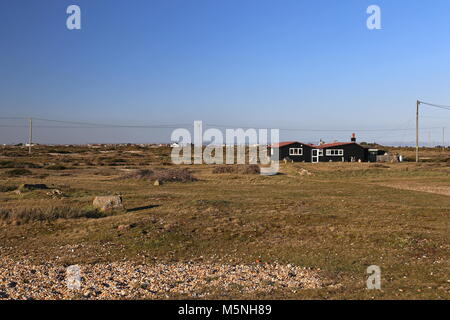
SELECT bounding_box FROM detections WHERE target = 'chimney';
[351,133,356,143]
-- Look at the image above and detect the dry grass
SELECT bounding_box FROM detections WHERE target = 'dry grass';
[121,168,196,182]
[0,206,104,224]
[212,164,260,174]
[3,168,33,177]
[0,145,448,299]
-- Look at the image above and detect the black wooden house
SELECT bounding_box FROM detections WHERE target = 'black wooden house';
[271,134,372,163]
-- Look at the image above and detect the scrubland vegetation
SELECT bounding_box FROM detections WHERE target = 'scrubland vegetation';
[0,145,448,299]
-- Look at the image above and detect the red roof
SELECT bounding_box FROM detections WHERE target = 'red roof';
[271,141,316,148]
[271,141,298,148]
[272,141,359,149]
[315,142,356,149]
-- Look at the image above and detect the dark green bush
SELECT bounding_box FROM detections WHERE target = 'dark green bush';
[0,161,41,169]
[4,169,33,177]
[0,185,17,193]
[45,165,67,170]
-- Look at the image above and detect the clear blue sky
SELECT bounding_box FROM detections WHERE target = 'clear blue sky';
[1,0,450,145]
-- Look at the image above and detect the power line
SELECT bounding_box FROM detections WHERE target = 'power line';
[0,125,191,129]
[419,101,450,111]
[0,117,444,132]
[0,117,193,129]
[205,123,442,132]
[416,100,450,162]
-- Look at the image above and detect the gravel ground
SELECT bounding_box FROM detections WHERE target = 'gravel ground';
[0,258,322,300]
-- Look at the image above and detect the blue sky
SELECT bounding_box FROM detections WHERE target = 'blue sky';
[1,0,450,145]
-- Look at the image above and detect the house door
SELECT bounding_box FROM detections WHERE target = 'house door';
[312,149,319,163]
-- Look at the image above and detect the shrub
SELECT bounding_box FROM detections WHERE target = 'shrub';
[121,169,154,179]
[18,184,49,192]
[0,209,9,220]
[212,164,260,175]
[212,166,235,174]
[121,168,196,182]
[0,161,41,169]
[151,168,197,182]
[369,164,390,169]
[0,185,17,193]
[104,158,128,166]
[46,149,71,154]
[0,206,104,224]
[4,169,33,177]
[45,165,67,170]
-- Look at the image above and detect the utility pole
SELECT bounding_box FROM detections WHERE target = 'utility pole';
[416,100,420,162]
[443,127,446,152]
[29,117,33,155]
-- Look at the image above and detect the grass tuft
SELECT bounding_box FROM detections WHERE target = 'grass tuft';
[212,164,260,175]
[0,206,106,224]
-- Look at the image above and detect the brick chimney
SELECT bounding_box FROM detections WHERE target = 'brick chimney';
[351,133,356,143]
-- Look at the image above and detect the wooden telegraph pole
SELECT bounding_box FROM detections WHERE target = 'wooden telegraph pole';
[416,100,420,162]
[29,117,33,155]
[443,127,446,152]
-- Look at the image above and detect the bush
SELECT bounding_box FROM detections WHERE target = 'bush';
[18,184,49,192]
[0,185,17,193]
[0,206,104,224]
[45,165,67,170]
[212,164,260,175]
[121,169,154,179]
[152,168,197,182]
[4,169,33,177]
[212,166,235,174]
[121,168,196,182]
[0,161,41,169]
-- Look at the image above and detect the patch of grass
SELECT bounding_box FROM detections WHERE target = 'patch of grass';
[121,168,196,182]
[0,161,41,169]
[0,145,448,299]
[45,165,67,170]
[212,164,260,175]
[369,164,390,169]
[0,185,17,193]
[4,168,33,177]
[18,184,49,192]
[152,168,197,182]
[0,206,106,224]
[121,169,154,179]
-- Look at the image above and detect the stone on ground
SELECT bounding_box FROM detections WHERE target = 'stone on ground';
[93,196,124,212]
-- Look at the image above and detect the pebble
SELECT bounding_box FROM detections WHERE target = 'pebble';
[0,257,322,300]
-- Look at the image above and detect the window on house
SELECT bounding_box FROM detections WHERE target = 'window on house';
[326,149,344,156]
[289,148,303,156]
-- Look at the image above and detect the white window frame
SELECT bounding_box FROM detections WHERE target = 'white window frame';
[326,149,344,156]
[289,148,303,156]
